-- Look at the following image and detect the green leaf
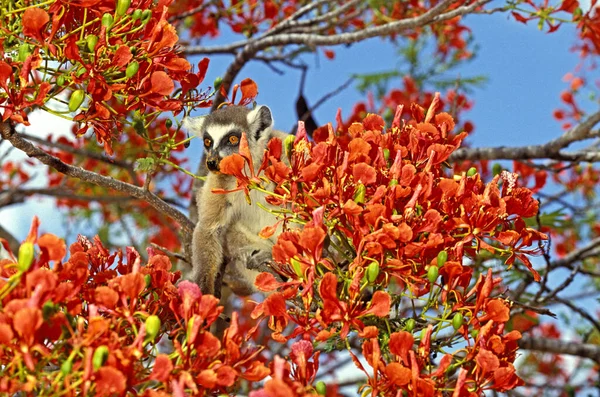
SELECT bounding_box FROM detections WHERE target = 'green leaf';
[134,157,156,172]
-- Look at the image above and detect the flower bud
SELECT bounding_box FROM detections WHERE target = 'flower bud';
[427,265,439,283]
[101,13,114,28]
[452,313,464,330]
[60,358,73,375]
[213,76,223,90]
[132,9,142,20]
[125,61,139,78]
[405,318,415,332]
[353,183,366,204]
[18,43,31,62]
[366,261,379,283]
[283,134,295,159]
[18,242,34,272]
[467,167,477,177]
[86,35,98,53]
[141,10,152,25]
[290,257,303,279]
[116,0,131,17]
[68,89,85,112]
[315,381,327,396]
[437,250,447,267]
[145,315,161,341]
[92,345,109,370]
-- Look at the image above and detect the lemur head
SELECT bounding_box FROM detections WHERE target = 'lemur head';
[184,105,275,173]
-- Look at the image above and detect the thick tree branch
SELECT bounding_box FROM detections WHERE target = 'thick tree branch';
[451,110,600,162]
[518,335,600,363]
[0,126,194,234]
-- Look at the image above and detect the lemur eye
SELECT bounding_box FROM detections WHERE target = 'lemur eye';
[228,136,239,145]
[204,138,211,147]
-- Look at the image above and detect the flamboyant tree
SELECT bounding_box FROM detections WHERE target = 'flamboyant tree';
[1,0,599,396]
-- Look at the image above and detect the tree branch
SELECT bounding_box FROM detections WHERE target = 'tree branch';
[0,125,194,234]
[451,110,600,162]
[518,335,600,363]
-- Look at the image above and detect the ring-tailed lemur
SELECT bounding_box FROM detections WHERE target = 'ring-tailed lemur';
[184,105,289,298]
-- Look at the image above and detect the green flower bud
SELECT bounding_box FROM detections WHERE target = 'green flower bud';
[437,250,447,267]
[213,76,223,90]
[467,167,477,177]
[315,381,327,396]
[56,75,66,86]
[116,0,131,17]
[353,183,366,204]
[388,179,398,187]
[18,242,34,272]
[145,315,161,341]
[427,265,439,283]
[383,148,390,161]
[366,261,380,283]
[132,9,143,20]
[125,61,139,78]
[92,345,109,370]
[68,89,85,113]
[101,13,114,28]
[492,163,502,176]
[283,134,295,158]
[165,119,172,128]
[452,313,464,330]
[141,10,152,25]
[86,35,98,53]
[405,318,415,332]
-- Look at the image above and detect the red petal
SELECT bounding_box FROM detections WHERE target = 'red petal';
[239,78,258,106]
[13,307,43,346]
[38,233,66,262]
[150,354,173,383]
[389,331,414,364]
[150,71,174,96]
[255,272,281,292]
[362,114,385,131]
[385,362,411,386]
[23,8,49,41]
[353,162,377,185]
[475,348,499,374]
[113,46,133,67]
[364,291,390,317]
[94,286,119,309]
[96,367,127,396]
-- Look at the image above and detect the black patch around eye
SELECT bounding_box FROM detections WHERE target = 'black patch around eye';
[222,130,242,146]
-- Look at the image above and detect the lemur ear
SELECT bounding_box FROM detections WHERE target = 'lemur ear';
[247,105,273,141]
[182,116,206,137]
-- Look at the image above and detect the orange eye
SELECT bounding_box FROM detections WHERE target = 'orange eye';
[204,138,211,147]
[229,136,239,145]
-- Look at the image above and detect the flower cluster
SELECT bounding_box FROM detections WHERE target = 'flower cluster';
[0,217,270,395]
[222,95,548,395]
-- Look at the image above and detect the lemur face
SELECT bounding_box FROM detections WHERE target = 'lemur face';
[202,124,242,172]
[183,105,274,173]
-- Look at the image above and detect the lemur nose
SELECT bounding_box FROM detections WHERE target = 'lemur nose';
[206,159,219,171]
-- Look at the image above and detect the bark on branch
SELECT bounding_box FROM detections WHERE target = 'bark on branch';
[519,335,600,363]
[0,126,194,234]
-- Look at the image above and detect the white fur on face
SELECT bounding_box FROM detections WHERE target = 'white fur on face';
[205,123,238,147]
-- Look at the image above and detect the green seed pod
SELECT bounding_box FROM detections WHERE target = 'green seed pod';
[366,261,380,283]
[56,75,66,86]
[144,274,152,287]
[165,119,172,128]
[18,43,31,62]
[125,61,139,78]
[353,183,366,204]
[315,381,327,396]
[86,35,98,53]
[452,313,464,330]
[68,89,85,112]
[116,0,131,17]
[60,358,73,375]
[437,250,447,267]
[141,10,152,24]
[101,13,114,28]
[92,345,109,370]
[132,9,143,20]
[405,318,415,332]
[467,167,477,177]
[427,265,439,283]
[145,315,161,341]
[213,76,223,90]
[290,257,303,279]
[17,242,34,272]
